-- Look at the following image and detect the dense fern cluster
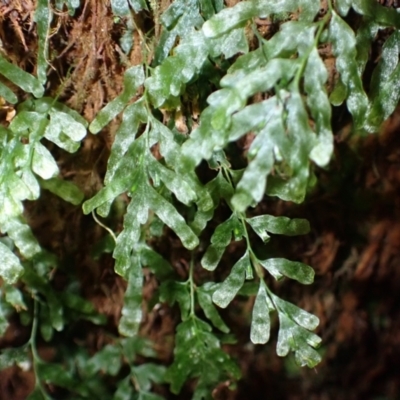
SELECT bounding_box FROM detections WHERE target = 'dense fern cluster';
[0,0,400,398]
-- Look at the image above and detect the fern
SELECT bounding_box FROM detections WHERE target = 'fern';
[1,0,400,398]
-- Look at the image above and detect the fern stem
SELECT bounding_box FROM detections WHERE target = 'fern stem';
[189,255,196,317]
[293,11,331,88]
[29,298,50,399]
[92,211,117,243]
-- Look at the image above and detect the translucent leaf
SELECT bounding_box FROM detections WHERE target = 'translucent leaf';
[147,154,197,206]
[335,0,351,16]
[0,81,17,104]
[202,0,299,38]
[82,175,132,216]
[227,98,277,142]
[0,347,29,370]
[208,26,249,59]
[166,318,240,394]
[9,111,45,136]
[37,362,76,388]
[212,251,250,308]
[89,66,145,133]
[298,0,319,22]
[22,268,64,331]
[276,313,321,368]
[146,30,209,107]
[86,344,122,376]
[139,245,174,280]
[133,363,166,392]
[181,107,230,169]
[44,108,87,153]
[220,58,298,102]
[329,12,368,129]
[35,0,52,85]
[197,283,230,333]
[250,281,272,344]
[111,0,129,15]
[366,30,400,132]
[54,0,80,14]
[21,170,40,200]
[98,100,148,216]
[329,78,347,106]
[201,214,244,271]
[199,0,218,19]
[355,20,380,75]
[266,89,315,204]
[352,0,400,28]
[273,295,319,332]
[103,100,147,186]
[4,285,27,311]
[119,256,143,337]
[147,182,199,250]
[39,177,84,205]
[121,336,157,360]
[48,109,87,142]
[128,0,147,12]
[246,215,310,242]
[34,97,88,127]
[113,176,149,277]
[0,242,23,284]
[113,376,132,400]
[4,217,41,259]
[32,143,59,180]
[231,103,282,211]
[155,0,203,64]
[305,48,333,167]
[160,281,191,320]
[0,55,44,98]
[259,258,315,285]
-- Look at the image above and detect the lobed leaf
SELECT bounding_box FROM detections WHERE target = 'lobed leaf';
[259,258,315,285]
[0,347,29,371]
[146,30,209,108]
[0,55,44,98]
[35,0,52,85]
[276,312,321,367]
[0,242,24,284]
[201,214,244,271]
[212,251,250,308]
[118,256,143,337]
[352,0,400,28]
[246,215,310,242]
[86,344,122,376]
[31,142,59,180]
[197,283,230,333]
[39,177,84,205]
[202,0,300,38]
[89,66,145,134]
[0,81,18,104]
[365,30,400,132]
[250,281,273,344]
[111,0,147,15]
[166,317,240,394]
[160,280,191,320]
[305,48,333,167]
[329,12,368,129]
[155,0,203,64]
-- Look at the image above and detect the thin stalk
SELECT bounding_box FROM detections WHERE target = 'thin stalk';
[92,211,117,243]
[189,255,196,317]
[293,11,331,88]
[30,298,50,399]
